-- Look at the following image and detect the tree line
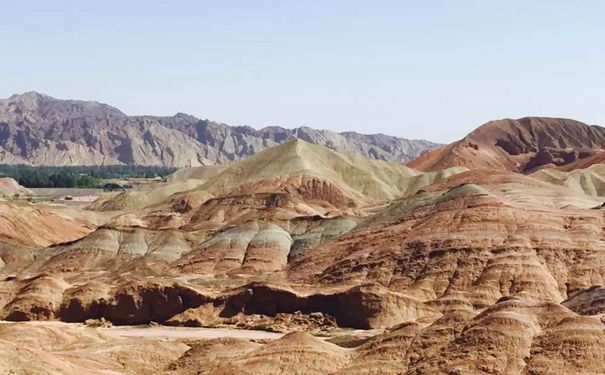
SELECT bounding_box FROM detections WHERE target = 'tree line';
[0,165,177,188]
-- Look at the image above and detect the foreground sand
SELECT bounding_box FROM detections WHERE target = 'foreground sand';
[0,321,360,374]
[0,320,285,340]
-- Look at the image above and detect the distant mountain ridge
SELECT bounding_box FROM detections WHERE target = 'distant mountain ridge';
[0,91,440,167]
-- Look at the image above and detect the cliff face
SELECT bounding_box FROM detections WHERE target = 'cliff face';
[0,92,440,166]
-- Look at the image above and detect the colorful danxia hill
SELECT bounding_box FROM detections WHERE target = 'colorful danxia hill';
[2,93,605,374]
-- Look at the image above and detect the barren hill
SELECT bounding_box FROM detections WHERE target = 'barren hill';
[198,139,466,204]
[408,117,605,173]
[5,114,605,374]
[4,165,605,373]
[0,92,440,167]
[91,139,466,214]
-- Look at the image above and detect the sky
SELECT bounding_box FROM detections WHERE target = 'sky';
[1,1,604,143]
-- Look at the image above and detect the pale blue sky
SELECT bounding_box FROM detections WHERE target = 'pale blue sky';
[1,1,603,143]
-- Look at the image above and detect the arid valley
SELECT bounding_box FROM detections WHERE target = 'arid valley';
[2,92,605,374]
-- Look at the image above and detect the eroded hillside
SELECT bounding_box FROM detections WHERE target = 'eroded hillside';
[3,126,605,374]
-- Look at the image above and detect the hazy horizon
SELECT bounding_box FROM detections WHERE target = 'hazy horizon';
[2,1,604,143]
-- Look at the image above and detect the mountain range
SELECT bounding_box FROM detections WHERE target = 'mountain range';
[0,92,440,167]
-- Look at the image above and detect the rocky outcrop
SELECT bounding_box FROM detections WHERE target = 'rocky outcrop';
[2,278,436,329]
[213,283,437,329]
[181,193,323,231]
[562,285,605,316]
[2,278,212,325]
[2,275,70,321]
[7,296,603,375]
[288,217,358,262]
[58,281,112,322]
[91,281,209,325]
[89,180,206,212]
[523,315,605,374]
[165,332,353,375]
[333,296,600,374]
[408,297,575,374]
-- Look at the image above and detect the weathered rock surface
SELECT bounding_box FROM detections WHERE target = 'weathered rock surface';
[210,331,352,375]
[3,279,211,325]
[0,322,187,374]
[562,285,605,316]
[177,221,293,274]
[207,283,437,329]
[2,275,71,321]
[0,201,95,247]
[2,277,437,330]
[4,296,603,375]
[165,338,261,375]
[290,172,605,309]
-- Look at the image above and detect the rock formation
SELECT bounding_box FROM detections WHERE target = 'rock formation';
[409,117,605,173]
[3,120,605,374]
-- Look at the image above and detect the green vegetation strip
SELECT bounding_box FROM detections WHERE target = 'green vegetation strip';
[0,165,177,188]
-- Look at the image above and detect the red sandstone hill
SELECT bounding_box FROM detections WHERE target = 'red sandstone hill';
[408,117,605,173]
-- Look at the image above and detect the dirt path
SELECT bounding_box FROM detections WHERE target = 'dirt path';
[101,325,285,340]
[0,320,284,340]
